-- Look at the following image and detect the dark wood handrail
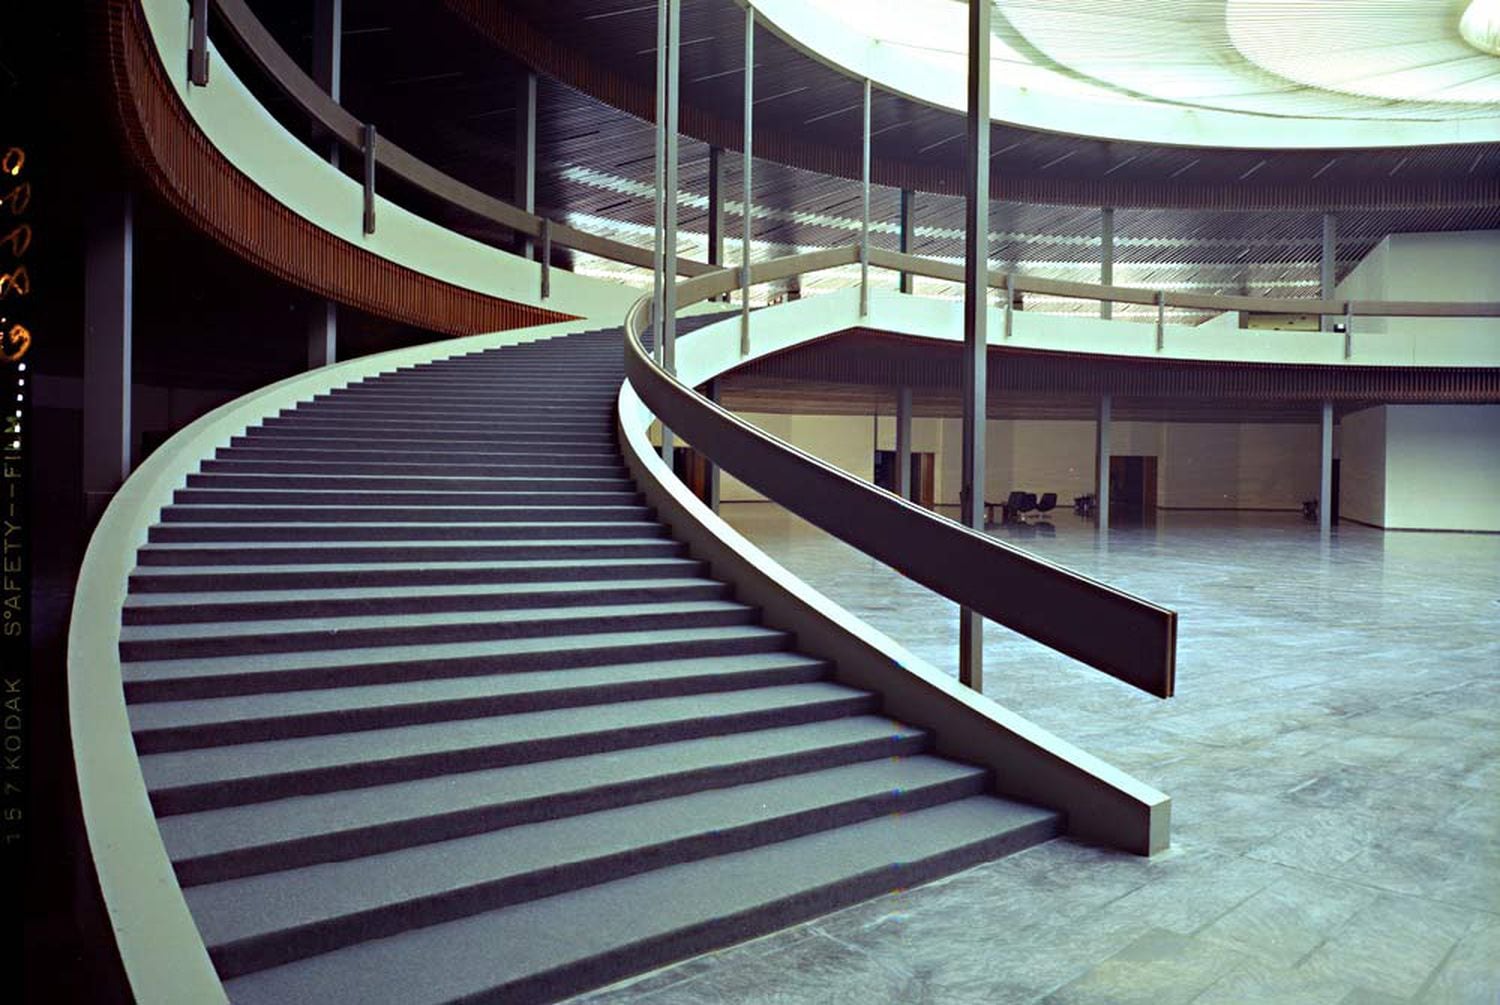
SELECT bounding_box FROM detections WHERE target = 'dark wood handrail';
[624,252,1178,698]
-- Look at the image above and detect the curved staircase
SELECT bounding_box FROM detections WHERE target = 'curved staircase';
[119,323,1061,1004]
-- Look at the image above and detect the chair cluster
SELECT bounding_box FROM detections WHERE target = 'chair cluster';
[988,491,1057,526]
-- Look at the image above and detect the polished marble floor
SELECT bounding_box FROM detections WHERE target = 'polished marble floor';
[574,507,1500,1005]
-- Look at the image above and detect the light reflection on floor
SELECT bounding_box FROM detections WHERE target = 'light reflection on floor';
[575,505,1500,1004]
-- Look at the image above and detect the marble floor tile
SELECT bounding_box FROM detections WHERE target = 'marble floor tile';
[1295,892,1478,999]
[1041,928,1248,1005]
[564,509,1500,1004]
[1419,918,1500,1004]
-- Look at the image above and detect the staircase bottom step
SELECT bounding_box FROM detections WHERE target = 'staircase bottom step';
[221,797,1059,1005]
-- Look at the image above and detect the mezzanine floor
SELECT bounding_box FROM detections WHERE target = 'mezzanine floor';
[576,508,1499,1005]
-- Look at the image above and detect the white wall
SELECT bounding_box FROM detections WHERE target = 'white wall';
[1335,405,1500,532]
[1385,405,1500,532]
[1335,230,1500,344]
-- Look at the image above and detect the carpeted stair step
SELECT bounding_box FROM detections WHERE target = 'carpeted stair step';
[127,556,708,593]
[147,520,670,544]
[123,576,733,625]
[127,648,828,752]
[160,714,926,886]
[191,757,992,979]
[120,625,794,701]
[139,682,879,814]
[118,599,761,660]
[159,505,653,526]
[218,797,1061,1005]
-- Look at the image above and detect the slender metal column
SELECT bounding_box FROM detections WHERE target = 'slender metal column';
[958,0,991,693]
[651,0,667,363]
[898,188,916,295]
[1319,400,1334,534]
[659,0,682,463]
[84,189,133,523]
[310,0,341,365]
[311,0,341,163]
[1096,393,1112,535]
[1320,212,1337,333]
[740,5,754,356]
[706,378,722,512]
[707,146,726,300]
[515,71,537,259]
[1099,206,1114,320]
[895,386,913,501]
[859,77,871,318]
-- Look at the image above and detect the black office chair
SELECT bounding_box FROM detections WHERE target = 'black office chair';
[1035,492,1057,519]
[1016,492,1038,521]
[1001,490,1029,523]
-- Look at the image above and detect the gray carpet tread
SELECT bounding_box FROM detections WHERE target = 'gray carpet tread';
[220,798,1060,1005]
[189,757,989,973]
[158,716,927,879]
[121,625,791,684]
[137,683,876,794]
[127,651,826,737]
[123,576,722,613]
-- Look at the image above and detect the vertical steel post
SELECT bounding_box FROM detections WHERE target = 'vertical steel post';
[958,0,991,693]
[706,378,722,512]
[1319,400,1334,535]
[1155,290,1165,350]
[1344,302,1353,358]
[1003,273,1013,339]
[189,0,210,86]
[660,0,682,463]
[895,386,913,501]
[859,77,871,318]
[898,188,915,295]
[84,189,133,523]
[310,0,342,366]
[539,218,551,300]
[1096,393,1112,535]
[740,5,754,357]
[652,0,668,363]
[708,146,726,300]
[1320,211,1337,333]
[515,71,537,259]
[663,0,681,365]
[361,123,376,234]
[1100,206,1114,320]
[311,0,341,163]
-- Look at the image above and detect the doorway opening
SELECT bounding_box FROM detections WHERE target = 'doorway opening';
[1109,455,1158,522]
[874,450,936,509]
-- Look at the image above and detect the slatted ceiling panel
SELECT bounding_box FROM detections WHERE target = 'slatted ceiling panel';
[231,0,1496,308]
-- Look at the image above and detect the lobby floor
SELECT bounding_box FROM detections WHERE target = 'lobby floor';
[574,507,1500,1004]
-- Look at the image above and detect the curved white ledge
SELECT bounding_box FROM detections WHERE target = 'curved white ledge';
[68,318,609,1003]
[867,290,1500,369]
[747,0,1500,148]
[618,296,1171,854]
